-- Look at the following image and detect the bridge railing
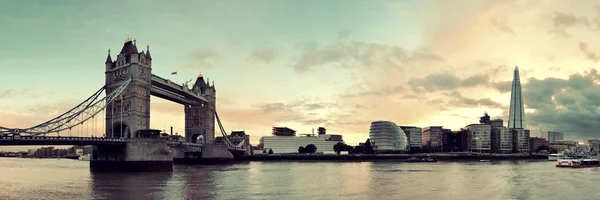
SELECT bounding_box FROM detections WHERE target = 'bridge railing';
[0,136,127,142]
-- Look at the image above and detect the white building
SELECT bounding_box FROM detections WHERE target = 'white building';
[465,124,491,152]
[260,134,344,154]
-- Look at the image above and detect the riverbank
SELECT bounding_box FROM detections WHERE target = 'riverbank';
[239,153,548,162]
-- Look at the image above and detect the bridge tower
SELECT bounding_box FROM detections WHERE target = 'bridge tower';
[185,75,216,144]
[104,37,152,139]
[92,37,172,172]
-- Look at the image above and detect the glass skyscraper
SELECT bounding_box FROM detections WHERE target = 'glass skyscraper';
[508,66,526,129]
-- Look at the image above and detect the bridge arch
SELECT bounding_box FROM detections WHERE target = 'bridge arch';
[112,122,130,139]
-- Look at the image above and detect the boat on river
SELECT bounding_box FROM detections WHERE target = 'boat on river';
[556,155,600,168]
[78,154,91,161]
[405,157,437,163]
[548,153,563,161]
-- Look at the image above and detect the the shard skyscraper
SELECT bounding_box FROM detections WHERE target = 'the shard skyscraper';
[508,66,526,129]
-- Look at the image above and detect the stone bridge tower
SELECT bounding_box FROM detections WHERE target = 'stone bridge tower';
[104,37,152,138]
[185,75,216,144]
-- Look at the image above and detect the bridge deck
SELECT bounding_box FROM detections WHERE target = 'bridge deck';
[0,136,126,146]
[151,74,207,103]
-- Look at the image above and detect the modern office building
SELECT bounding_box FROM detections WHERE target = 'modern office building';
[399,126,423,151]
[512,128,530,153]
[422,126,443,151]
[508,66,526,129]
[441,128,458,152]
[465,124,492,152]
[542,131,564,143]
[369,121,408,151]
[491,126,513,153]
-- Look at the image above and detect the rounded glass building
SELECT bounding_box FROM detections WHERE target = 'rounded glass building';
[369,121,408,151]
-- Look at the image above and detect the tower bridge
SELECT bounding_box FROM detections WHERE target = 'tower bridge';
[0,37,246,172]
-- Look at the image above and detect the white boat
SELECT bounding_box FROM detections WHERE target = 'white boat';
[556,155,600,168]
[78,154,91,161]
[548,153,563,161]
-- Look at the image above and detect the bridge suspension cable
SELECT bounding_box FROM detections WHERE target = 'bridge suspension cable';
[0,78,133,136]
[214,111,245,149]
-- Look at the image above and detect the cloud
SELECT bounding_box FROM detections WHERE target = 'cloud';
[523,69,600,139]
[492,80,512,93]
[186,47,222,69]
[444,91,504,109]
[338,30,352,40]
[247,48,278,64]
[492,19,515,35]
[578,42,600,61]
[407,72,489,92]
[550,12,589,36]
[291,40,446,72]
[552,12,589,29]
[0,89,17,100]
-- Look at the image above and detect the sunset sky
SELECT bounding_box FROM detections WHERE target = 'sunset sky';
[2,0,600,151]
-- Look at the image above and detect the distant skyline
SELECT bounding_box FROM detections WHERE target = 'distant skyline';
[2,0,600,151]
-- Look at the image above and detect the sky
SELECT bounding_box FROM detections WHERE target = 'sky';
[2,0,600,151]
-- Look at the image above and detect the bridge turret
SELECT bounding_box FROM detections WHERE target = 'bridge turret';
[186,74,217,144]
[105,37,152,139]
[105,49,114,71]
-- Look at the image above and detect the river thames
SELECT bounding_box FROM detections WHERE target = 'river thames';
[0,158,598,200]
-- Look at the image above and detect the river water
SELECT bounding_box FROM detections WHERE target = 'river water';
[0,158,598,200]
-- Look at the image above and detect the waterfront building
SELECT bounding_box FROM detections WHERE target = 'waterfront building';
[508,66,526,129]
[512,128,530,153]
[399,126,423,151]
[542,131,564,143]
[530,137,549,152]
[260,127,344,154]
[369,121,408,151]
[442,129,461,152]
[422,126,443,152]
[465,124,492,153]
[491,126,513,153]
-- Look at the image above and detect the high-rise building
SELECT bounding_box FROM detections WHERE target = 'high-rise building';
[542,131,564,143]
[508,66,526,129]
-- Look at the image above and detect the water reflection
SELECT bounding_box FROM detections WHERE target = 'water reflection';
[2,158,600,200]
[90,172,173,199]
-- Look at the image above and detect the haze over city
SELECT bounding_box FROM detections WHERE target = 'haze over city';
[2,0,600,151]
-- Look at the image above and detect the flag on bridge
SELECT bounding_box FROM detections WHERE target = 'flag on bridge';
[171,71,177,75]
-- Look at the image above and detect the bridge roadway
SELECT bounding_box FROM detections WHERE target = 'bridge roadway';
[0,136,125,146]
[150,74,207,104]
[0,136,245,153]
